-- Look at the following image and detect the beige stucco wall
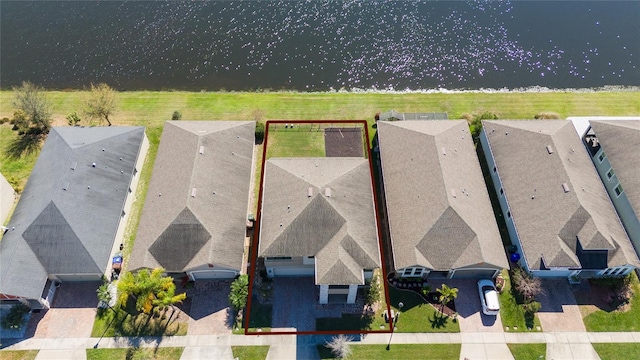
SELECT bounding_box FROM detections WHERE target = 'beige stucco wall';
[0,172,16,225]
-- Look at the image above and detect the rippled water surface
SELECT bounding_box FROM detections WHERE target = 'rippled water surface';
[1,1,638,90]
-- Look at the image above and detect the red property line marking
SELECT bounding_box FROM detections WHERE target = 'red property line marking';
[245,120,393,336]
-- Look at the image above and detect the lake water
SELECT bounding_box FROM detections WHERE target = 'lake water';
[1,1,638,91]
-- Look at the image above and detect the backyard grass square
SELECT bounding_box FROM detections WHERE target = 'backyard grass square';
[317,344,460,360]
[499,270,542,332]
[231,346,270,360]
[581,272,640,332]
[592,343,640,360]
[265,124,325,159]
[86,347,184,360]
[507,343,546,360]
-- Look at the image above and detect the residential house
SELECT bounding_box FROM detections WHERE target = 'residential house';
[581,119,640,258]
[0,172,16,225]
[258,158,381,304]
[129,121,254,280]
[0,127,148,309]
[376,120,508,280]
[480,120,640,279]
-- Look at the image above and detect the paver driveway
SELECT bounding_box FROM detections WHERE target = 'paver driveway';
[537,279,586,332]
[447,279,504,333]
[26,282,100,339]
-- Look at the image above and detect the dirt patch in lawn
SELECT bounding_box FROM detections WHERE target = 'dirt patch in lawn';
[324,127,363,157]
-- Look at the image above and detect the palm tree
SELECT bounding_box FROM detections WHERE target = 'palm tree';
[117,268,186,315]
[229,275,249,311]
[436,284,459,314]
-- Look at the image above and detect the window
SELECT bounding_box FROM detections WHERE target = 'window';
[615,184,623,197]
[402,267,424,277]
[266,256,292,261]
[606,169,614,180]
[403,268,413,276]
[598,152,606,162]
[507,211,511,218]
[500,188,504,195]
[329,285,350,290]
[493,166,497,173]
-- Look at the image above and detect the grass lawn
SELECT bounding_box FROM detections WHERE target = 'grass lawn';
[91,307,188,338]
[507,343,546,360]
[231,346,270,360]
[0,350,39,360]
[582,273,640,332]
[265,126,325,159]
[86,347,184,360]
[244,301,272,333]
[370,286,459,333]
[317,344,460,360]
[0,124,39,194]
[592,343,640,360]
[499,270,542,332]
[121,125,162,262]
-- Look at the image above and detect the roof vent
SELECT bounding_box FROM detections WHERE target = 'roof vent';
[102,148,105,152]
[451,189,457,198]
[71,162,77,170]
[307,187,313,197]
[325,188,332,197]
[199,146,205,155]
[546,145,554,154]
[562,183,570,193]
[442,147,447,156]
[63,182,69,191]
[92,163,96,167]
[191,188,197,197]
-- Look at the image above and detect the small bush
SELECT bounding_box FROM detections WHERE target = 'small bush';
[1,304,30,330]
[66,112,82,126]
[534,111,561,119]
[364,274,381,307]
[255,122,265,143]
[522,301,542,314]
[0,117,9,124]
[229,274,249,310]
[325,334,353,359]
[171,111,182,120]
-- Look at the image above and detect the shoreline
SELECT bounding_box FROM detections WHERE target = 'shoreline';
[0,85,639,95]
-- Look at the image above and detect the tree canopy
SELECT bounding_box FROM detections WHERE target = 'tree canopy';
[5,82,53,158]
[117,268,186,314]
[85,83,117,126]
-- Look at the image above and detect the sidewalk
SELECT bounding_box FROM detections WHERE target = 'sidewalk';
[3,332,640,357]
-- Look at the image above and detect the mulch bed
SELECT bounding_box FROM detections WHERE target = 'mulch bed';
[324,127,364,157]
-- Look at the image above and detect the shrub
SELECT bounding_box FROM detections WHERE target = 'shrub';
[1,304,30,330]
[0,117,9,124]
[171,111,182,120]
[325,334,353,359]
[534,111,561,119]
[66,112,82,126]
[229,274,249,310]
[522,301,542,314]
[465,111,498,139]
[364,275,381,307]
[255,122,265,143]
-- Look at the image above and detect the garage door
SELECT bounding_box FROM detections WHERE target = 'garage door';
[451,269,498,279]
[190,270,237,280]
[54,274,102,282]
[272,267,315,277]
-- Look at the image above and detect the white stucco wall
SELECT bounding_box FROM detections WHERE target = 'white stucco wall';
[0,173,16,225]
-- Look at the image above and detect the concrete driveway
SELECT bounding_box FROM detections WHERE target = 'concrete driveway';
[175,280,235,335]
[26,282,100,339]
[448,279,504,333]
[536,279,586,332]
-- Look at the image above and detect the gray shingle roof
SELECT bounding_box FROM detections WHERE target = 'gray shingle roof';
[0,126,146,300]
[129,121,254,273]
[589,120,640,219]
[483,120,640,270]
[377,120,508,271]
[259,158,380,285]
[379,110,448,121]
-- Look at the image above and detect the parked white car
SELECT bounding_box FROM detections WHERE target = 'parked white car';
[477,279,500,316]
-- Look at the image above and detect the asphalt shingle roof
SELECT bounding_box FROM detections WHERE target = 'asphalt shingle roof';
[589,120,640,220]
[129,121,254,273]
[259,158,380,285]
[483,120,640,270]
[0,126,146,300]
[377,120,508,272]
